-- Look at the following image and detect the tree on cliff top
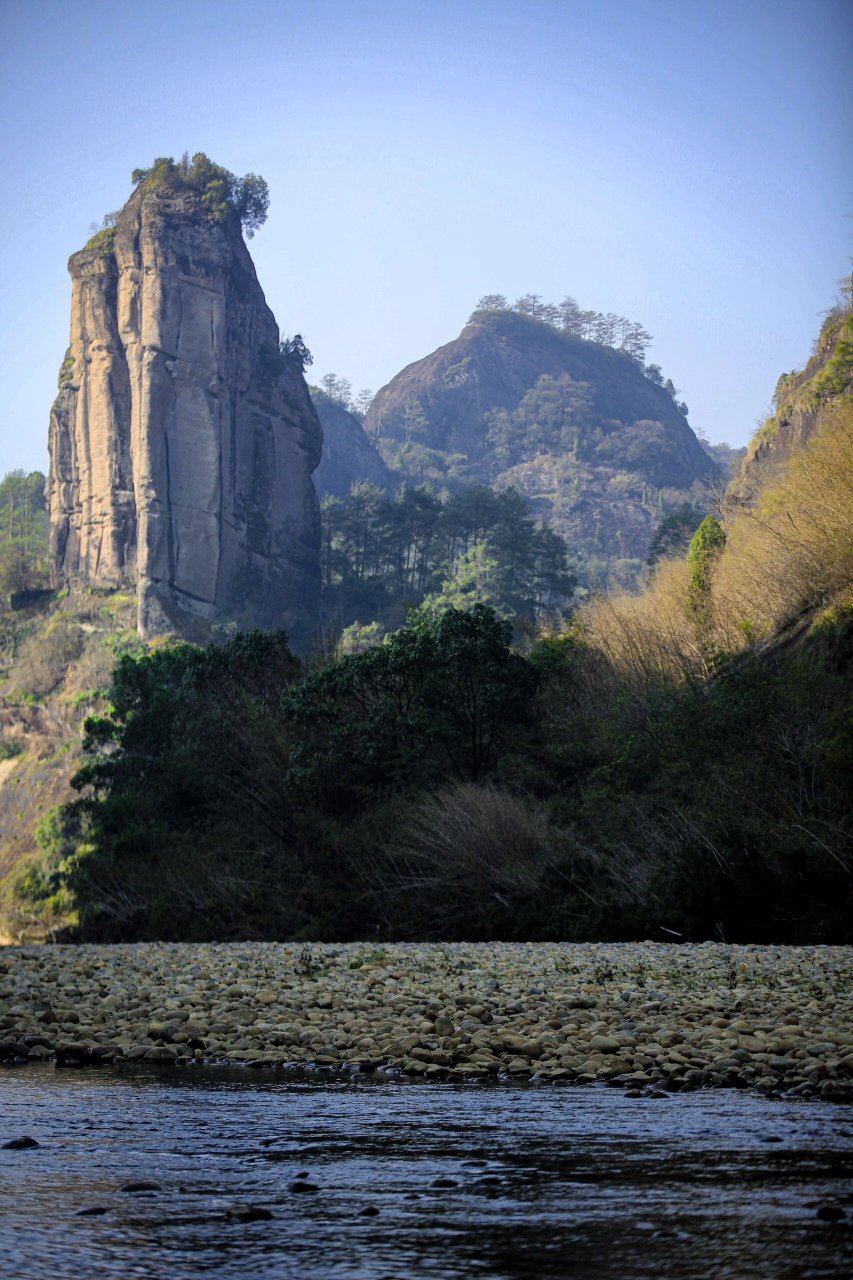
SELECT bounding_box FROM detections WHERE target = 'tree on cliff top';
[130,153,270,237]
[469,291,652,363]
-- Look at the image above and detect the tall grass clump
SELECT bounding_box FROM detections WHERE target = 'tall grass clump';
[375,782,553,938]
[580,556,705,688]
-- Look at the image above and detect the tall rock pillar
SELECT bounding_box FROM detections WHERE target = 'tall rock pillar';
[47,180,322,648]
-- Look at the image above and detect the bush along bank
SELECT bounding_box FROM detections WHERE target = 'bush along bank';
[15,575,846,947]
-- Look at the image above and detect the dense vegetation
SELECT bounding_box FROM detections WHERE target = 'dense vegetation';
[7,284,851,946]
[54,610,537,940]
[86,152,270,247]
[320,482,576,641]
[35,394,848,945]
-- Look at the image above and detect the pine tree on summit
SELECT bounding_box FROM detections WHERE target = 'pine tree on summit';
[128,153,270,237]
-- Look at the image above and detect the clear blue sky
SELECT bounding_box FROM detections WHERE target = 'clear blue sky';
[1,0,850,474]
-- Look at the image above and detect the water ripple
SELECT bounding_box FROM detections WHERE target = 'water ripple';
[0,1064,850,1279]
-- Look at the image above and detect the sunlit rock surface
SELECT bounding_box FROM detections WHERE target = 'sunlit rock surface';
[47,185,322,645]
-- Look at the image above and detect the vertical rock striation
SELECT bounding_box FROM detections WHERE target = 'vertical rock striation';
[48,182,322,646]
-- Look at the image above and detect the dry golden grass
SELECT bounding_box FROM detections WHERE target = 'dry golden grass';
[581,557,704,686]
[577,399,853,684]
[4,615,84,699]
[711,400,853,644]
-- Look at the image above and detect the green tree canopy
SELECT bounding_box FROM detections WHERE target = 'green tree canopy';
[129,153,270,237]
[69,630,302,937]
[0,469,49,600]
[469,292,652,361]
[284,604,538,810]
[320,481,576,635]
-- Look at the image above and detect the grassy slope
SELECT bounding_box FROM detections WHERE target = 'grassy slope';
[0,588,141,941]
[739,310,853,485]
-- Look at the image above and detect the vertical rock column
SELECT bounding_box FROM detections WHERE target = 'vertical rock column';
[48,247,135,584]
[47,183,322,646]
[114,192,228,633]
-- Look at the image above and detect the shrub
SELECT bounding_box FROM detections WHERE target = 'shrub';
[5,616,84,698]
[375,782,554,938]
[83,227,116,255]
[687,515,726,601]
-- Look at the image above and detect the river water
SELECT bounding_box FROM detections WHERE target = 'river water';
[1,1063,850,1279]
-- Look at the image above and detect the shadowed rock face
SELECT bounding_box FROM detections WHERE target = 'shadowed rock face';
[310,390,394,499]
[364,310,721,566]
[48,184,322,646]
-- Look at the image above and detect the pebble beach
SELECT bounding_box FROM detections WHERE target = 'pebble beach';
[2,941,852,1099]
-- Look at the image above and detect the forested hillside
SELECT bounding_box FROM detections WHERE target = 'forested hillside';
[363,299,721,586]
[20,291,848,946]
[3,292,850,946]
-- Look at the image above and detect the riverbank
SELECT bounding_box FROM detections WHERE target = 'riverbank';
[2,942,851,1098]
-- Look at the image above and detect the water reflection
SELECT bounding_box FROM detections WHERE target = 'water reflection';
[1,1064,850,1279]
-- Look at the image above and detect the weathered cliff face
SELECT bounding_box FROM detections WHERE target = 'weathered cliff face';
[310,390,394,499]
[366,311,714,484]
[731,310,853,505]
[364,310,720,568]
[48,184,322,646]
